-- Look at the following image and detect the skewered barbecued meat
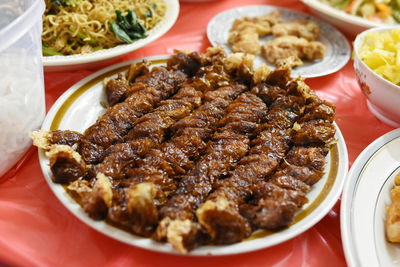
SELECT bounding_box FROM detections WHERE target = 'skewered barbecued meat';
[115,90,262,238]
[31,47,337,254]
[102,83,247,236]
[79,67,188,164]
[193,91,306,245]
[90,84,203,179]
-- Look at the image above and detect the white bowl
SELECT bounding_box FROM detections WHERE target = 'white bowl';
[353,26,400,128]
[301,0,398,36]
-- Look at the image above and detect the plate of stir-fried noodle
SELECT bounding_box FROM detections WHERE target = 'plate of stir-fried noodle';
[42,0,179,71]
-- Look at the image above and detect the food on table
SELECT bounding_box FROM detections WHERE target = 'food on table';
[319,0,400,23]
[357,28,400,86]
[227,11,326,69]
[261,35,326,68]
[271,20,321,41]
[227,11,281,55]
[31,46,337,253]
[42,0,166,56]
[386,172,400,242]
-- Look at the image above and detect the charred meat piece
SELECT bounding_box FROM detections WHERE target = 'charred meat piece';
[275,161,324,186]
[105,73,130,106]
[270,174,311,193]
[106,84,250,237]
[239,181,308,229]
[251,83,286,106]
[91,85,203,179]
[45,145,87,184]
[79,67,187,164]
[30,130,83,150]
[270,145,329,193]
[194,150,282,245]
[167,51,203,77]
[155,92,268,250]
[125,60,151,83]
[193,79,312,245]
[293,119,336,145]
[299,98,336,123]
[286,146,329,171]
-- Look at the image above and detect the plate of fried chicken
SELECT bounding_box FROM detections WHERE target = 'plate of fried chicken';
[207,5,351,78]
[31,47,348,255]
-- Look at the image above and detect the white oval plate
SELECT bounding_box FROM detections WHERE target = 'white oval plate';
[341,128,400,267]
[39,56,349,255]
[301,0,399,36]
[42,0,179,72]
[206,5,351,78]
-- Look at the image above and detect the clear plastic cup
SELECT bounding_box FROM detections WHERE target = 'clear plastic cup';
[0,0,46,177]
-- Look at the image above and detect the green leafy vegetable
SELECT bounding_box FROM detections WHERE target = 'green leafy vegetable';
[50,0,80,7]
[42,44,63,56]
[390,0,400,22]
[110,10,147,44]
[69,26,97,46]
[337,0,351,10]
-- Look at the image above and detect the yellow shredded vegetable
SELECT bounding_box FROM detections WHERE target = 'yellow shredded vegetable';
[358,28,400,86]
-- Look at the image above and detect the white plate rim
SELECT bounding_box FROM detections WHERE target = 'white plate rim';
[42,0,179,67]
[38,55,349,255]
[301,0,398,29]
[206,5,351,78]
[341,128,400,267]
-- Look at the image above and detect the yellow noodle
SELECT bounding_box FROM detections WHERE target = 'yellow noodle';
[43,0,166,55]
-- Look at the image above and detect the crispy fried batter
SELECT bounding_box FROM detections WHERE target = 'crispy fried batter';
[272,20,321,41]
[227,11,281,55]
[261,36,326,68]
[45,145,87,184]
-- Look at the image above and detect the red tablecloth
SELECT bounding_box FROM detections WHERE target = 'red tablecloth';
[0,0,395,266]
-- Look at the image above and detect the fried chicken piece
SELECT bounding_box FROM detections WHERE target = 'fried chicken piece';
[227,11,281,55]
[272,20,321,41]
[261,36,326,68]
[387,173,400,242]
[228,27,261,55]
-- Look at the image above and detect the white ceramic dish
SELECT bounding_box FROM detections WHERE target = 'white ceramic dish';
[42,0,179,72]
[38,56,349,255]
[207,5,351,78]
[341,128,400,267]
[301,0,399,36]
[353,26,400,128]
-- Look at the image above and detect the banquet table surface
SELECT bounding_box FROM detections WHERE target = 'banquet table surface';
[0,0,396,266]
